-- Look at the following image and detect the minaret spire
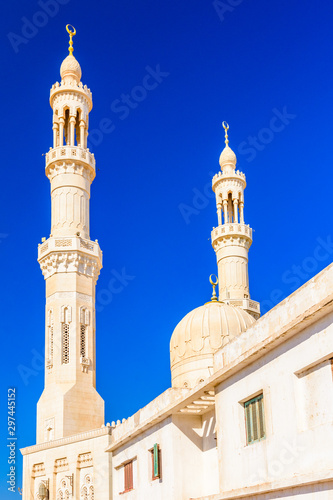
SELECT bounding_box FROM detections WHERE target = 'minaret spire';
[222,120,229,146]
[66,24,76,55]
[36,27,104,444]
[211,123,260,319]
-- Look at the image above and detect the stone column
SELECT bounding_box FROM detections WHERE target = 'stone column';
[239,201,244,223]
[69,116,76,146]
[53,122,59,148]
[223,199,228,224]
[79,120,85,148]
[58,117,64,146]
[234,199,239,224]
[217,203,222,226]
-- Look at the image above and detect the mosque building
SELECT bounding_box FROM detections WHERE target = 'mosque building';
[21,27,333,500]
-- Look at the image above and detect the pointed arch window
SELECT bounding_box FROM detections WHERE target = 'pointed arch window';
[61,306,71,365]
[80,307,90,368]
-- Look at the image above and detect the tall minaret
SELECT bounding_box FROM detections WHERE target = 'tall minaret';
[211,122,260,319]
[36,26,104,444]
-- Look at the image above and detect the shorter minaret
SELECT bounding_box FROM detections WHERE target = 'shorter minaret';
[211,123,260,319]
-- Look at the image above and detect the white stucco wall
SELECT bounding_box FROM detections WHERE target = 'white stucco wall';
[111,413,219,500]
[214,310,333,496]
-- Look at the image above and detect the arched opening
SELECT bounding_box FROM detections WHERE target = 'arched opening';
[64,108,70,145]
[227,192,233,223]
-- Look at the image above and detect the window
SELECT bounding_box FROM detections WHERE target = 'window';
[123,461,133,493]
[150,444,161,480]
[62,323,70,364]
[244,393,265,444]
[80,324,86,358]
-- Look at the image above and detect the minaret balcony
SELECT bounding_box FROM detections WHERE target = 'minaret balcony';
[50,81,92,110]
[222,297,260,320]
[38,236,102,268]
[45,146,95,175]
[211,223,252,244]
[212,169,246,191]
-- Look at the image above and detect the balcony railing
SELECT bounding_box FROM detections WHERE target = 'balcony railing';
[211,223,252,241]
[45,146,95,171]
[38,236,102,263]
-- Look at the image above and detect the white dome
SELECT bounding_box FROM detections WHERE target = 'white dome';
[170,301,255,388]
[219,145,237,168]
[60,55,82,84]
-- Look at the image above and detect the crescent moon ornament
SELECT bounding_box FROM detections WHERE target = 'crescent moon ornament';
[209,274,218,301]
[209,274,218,286]
[66,24,76,36]
[222,121,229,146]
[66,24,76,56]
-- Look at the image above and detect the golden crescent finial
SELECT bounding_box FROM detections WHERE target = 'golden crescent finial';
[209,274,219,302]
[222,121,229,146]
[66,24,76,56]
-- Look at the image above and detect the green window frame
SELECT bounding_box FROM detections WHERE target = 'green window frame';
[244,393,265,444]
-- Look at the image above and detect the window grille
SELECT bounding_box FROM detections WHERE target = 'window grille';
[80,324,86,358]
[62,323,70,364]
[124,461,133,492]
[244,393,265,444]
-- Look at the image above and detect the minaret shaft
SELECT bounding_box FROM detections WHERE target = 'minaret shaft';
[211,124,260,320]
[36,46,104,444]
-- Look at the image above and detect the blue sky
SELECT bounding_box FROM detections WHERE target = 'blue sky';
[1,0,333,496]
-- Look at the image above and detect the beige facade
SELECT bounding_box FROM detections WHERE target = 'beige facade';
[21,29,333,500]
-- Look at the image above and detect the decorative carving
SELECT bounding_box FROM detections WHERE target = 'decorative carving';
[80,356,90,373]
[55,458,69,473]
[46,358,53,370]
[77,452,93,468]
[80,239,94,251]
[56,476,71,500]
[39,252,101,281]
[55,239,72,247]
[80,474,94,500]
[40,243,49,254]
[32,462,45,478]
[44,418,55,442]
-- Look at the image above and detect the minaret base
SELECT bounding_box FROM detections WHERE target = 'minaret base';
[37,383,104,444]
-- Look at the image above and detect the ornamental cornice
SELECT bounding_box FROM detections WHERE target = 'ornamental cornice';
[215,178,245,193]
[45,147,95,181]
[39,251,102,281]
[212,237,252,252]
[212,170,246,191]
[50,81,92,110]
[21,427,112,455]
